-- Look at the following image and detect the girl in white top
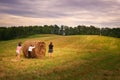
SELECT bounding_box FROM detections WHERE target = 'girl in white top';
[28,45,35,58]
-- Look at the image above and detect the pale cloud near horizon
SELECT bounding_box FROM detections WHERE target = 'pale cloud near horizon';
[0,0,120,28]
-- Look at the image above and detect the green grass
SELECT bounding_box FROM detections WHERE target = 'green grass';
[0,34,120,80]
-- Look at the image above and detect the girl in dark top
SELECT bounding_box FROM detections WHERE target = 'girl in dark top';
[48,42,54,58]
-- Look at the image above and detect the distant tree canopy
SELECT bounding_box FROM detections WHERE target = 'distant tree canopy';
[0,25,120,40]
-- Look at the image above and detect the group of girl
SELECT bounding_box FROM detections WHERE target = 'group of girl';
[16,42,54,60]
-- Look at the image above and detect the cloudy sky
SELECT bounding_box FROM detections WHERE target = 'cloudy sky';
[0,0,120,28]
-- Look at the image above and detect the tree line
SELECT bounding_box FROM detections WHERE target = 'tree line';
[0,25,120,40]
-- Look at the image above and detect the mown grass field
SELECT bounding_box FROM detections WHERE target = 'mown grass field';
[0,34,120,80]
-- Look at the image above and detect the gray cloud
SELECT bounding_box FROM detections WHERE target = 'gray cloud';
[0,0,19,4]
[0,0,119,27]
[0,0,69,18]
[0,0,119,17]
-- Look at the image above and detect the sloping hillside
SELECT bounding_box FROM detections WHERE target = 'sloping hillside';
[0,34,120,80]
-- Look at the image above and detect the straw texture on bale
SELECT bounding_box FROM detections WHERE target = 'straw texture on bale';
[22,41,46,58]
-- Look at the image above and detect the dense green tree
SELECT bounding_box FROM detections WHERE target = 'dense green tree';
[0,25,119,40]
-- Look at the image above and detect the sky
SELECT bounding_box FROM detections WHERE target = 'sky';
[0,0,120,28]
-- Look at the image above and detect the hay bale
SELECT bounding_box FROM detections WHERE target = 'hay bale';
[22,41,46,58]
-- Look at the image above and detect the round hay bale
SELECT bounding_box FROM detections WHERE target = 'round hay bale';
[22,41,46,58]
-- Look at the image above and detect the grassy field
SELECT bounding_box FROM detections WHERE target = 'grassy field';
[0,34,120,80]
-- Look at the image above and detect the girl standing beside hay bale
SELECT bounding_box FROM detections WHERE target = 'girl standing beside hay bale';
[16,42,22,60]
[28,45,35,58]
[48,42,54,58]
